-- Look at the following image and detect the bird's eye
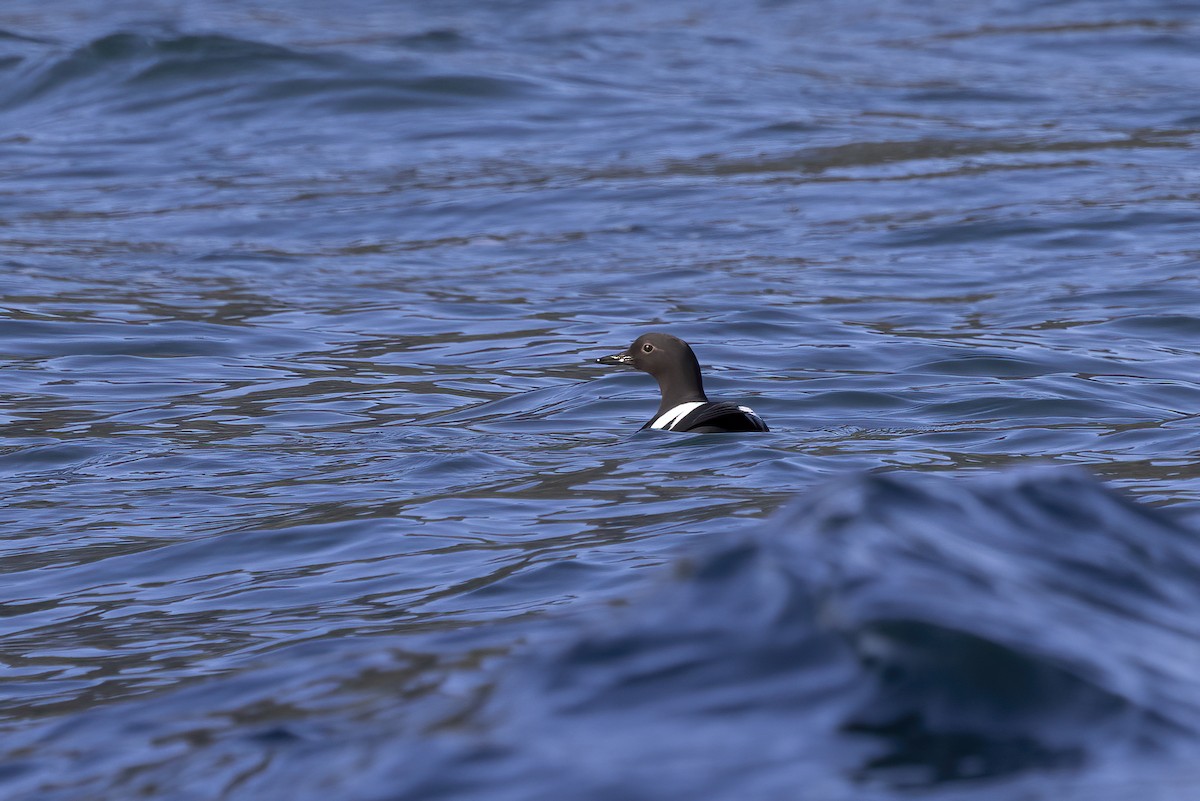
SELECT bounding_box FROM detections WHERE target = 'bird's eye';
[642,343,653,353]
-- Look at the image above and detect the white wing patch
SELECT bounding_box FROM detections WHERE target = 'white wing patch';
[650,401,705,431]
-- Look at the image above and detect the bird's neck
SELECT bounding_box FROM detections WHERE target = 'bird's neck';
[654,366,708,415]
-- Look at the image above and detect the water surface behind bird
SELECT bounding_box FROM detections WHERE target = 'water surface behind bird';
[2,1,1200,798]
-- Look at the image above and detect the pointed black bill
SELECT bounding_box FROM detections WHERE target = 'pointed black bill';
[596,350,633,366]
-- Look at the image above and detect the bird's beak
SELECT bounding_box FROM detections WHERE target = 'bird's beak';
[596,349,633,366]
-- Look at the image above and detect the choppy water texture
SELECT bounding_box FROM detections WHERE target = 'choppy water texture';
[2,1,1200,799]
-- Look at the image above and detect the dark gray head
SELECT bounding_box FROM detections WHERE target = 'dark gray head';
[597,332,708,412]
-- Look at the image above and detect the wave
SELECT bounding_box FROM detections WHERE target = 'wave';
[0,29,538,123]
[458,467,1200,797]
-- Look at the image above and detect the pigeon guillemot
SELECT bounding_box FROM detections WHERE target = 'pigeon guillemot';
[596,332,769,433]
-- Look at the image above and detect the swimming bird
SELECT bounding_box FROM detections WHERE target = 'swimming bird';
[596,332,769,433]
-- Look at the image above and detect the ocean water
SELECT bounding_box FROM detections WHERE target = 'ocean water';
[2,1,1200,799]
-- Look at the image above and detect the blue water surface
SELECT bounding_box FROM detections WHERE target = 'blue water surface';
[2,1,1200,798]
